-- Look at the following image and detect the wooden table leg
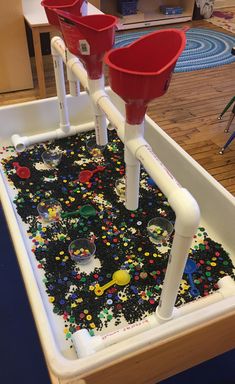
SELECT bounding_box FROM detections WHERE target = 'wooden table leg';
[31,26,46,99]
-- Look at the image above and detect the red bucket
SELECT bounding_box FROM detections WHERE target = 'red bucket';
[56,11,117,78]
[41,0,87,28]
[105,29,186,124]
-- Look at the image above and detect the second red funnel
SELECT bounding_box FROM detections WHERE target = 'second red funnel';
[41,0,87,29]
[56,11,117,79]
[105,29,186,124]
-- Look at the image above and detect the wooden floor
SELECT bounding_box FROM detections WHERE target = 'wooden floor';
[1,17,235,196]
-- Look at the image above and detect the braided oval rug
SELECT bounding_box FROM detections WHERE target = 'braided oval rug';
[114,27,235,72]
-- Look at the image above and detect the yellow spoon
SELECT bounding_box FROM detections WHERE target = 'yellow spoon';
[94,270,130,296]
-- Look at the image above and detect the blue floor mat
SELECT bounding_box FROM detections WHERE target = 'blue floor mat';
[115,28,235,72]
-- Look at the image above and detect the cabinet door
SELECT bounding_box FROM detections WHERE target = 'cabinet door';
[0,1,33,92]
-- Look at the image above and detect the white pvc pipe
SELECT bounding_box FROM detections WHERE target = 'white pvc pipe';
[3,148,235,369]
[72,276,235,357]
[65,50,80,97]
[156,233,198,321]
[124,122,144,210]
[52,37,125,143]
[9,37,92,152]
[73,315,158,358]
[51,41,70,132]
[98,104,199,320]
[11,121,95,152]
[90,88,200,320]
[129,139,181,196]
[97,94,125,141]
[51,37,88,91]
[46,36,202,323]
[5,35,235,373]
[87,77,108,146]
[55,35,200,319]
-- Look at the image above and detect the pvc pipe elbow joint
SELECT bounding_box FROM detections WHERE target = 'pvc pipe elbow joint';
[72,329,104,358]
[218,276,235,298]
[51,36,65,56]
[168,188,200,237]
[11,134,29,153]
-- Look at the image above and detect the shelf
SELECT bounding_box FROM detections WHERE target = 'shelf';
[89,0,194,30]
[116,10,192,30]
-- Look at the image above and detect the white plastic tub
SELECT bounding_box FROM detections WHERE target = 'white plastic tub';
[0,91,235,384]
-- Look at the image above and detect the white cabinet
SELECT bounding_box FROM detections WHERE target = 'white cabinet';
[89,0,195,30]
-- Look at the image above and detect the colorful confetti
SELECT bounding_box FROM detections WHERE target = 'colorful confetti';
[1,131,234,340]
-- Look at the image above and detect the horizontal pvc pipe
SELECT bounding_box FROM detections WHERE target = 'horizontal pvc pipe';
[52,37,125,145]
[11,122,95,152]
[73,315,158,358]
[98,96,200,319]
[176,276,235,316]
[51,35,200,324]
[128,138,181,197]
[72,276,235,358]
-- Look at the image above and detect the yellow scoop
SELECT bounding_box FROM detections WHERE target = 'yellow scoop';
[94,270,130,296]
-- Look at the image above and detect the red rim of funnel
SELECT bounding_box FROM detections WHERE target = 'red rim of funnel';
[105,29,186,77]
[56,11,117,78]
[104,29,186,124]
[41,0,87,28]
[57,12,117,33]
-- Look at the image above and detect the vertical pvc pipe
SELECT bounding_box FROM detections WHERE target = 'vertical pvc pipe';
[124,122,144,211]
[51,42,70,132]
[97,94,125,142]
[65,49,80,97]
[156,233,195,321]
[155,187,200,322]
[88,77,108,146]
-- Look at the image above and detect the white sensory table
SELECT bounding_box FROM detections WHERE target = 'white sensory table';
[0,88,235,383]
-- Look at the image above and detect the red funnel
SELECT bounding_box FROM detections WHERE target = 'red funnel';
[56,11,117,79]
[105,29,186,124]
[41,0,87,29]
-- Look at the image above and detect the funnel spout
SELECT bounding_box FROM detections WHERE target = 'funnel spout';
[125,101,148,125]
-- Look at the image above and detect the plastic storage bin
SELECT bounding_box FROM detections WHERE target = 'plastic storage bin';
[117,0,137,16]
